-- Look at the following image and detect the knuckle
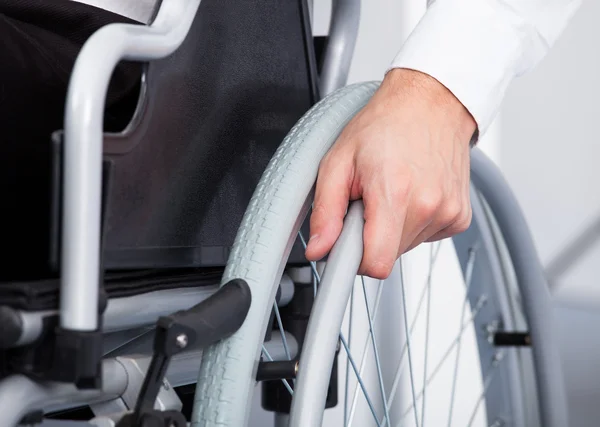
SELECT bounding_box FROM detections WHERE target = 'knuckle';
[415,190,443,218]
[454,208,473,233]
[442,200,462,225]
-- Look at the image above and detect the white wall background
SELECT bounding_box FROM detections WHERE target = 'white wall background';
[499,0,600,305]
[498,1,600,424]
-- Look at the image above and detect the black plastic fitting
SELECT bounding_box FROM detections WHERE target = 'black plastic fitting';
[257,360,298,381]
[51,327,104,389]
[493,332,531,347]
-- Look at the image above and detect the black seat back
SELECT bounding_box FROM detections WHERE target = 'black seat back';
[77,0,318,269]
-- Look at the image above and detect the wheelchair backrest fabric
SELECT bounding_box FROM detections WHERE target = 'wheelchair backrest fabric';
[71,0,158,23]
[86,0,319,270]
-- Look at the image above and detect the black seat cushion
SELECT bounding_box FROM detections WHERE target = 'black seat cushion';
[0,268,222,311]
[0,0,142,280]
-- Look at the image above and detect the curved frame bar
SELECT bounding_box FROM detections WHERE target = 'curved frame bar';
[0,359,128,427]
[290,201,364,427]
[470,148,569,427]
[61,0,201,331]
[319,0,361,95]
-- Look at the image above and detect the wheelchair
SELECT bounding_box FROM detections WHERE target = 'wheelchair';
[0,0,569,426]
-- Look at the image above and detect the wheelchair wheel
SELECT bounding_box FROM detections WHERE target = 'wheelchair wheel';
[191,83,564,427]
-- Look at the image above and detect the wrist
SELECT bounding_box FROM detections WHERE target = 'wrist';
[383,68,477,145]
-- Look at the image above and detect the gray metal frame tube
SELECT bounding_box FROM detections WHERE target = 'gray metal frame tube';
[470,148,569,427]
[61,0,201,331]
[319,0,361,95]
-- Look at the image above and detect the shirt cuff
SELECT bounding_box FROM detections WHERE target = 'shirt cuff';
[389,0,526,134]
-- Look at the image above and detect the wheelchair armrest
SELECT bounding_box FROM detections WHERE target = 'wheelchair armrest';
[318,0,361,96]
[60,0,201,332]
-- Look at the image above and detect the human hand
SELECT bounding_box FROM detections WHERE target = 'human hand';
[305,68,477,279]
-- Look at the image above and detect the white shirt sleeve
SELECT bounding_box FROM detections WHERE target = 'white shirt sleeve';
[389,0,581,134]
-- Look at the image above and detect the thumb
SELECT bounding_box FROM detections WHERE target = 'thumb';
[305,152,353,261]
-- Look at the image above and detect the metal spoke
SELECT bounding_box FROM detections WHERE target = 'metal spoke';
[393,295,489,427]
[382,274,442,421]
[420,243,440,427]
[361,276,391,427]
[466,353,503,427]
[262,345,294,395]
[447,246,478,427]
[298,232,319,297]
[424,296,487,393]
[399,259,420,427]
[382,243,442,422]
[340,333,382,427]
[347,279,385,427]
[344,285,355,427]
[384,294,487,425]
[395,350,502,427]
[273,303,292,361]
